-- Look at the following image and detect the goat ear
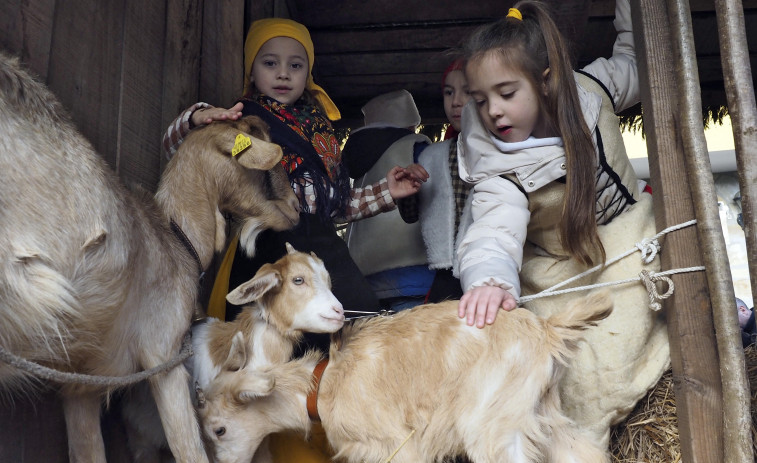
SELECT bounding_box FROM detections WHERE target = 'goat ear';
[234,136,284,171]
[238,373,276,402]
[222,332,247,371]
[226,267,281,305]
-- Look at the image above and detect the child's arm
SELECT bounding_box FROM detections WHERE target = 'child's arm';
[190,102,243,126]
[161,102,244,159]
[387,164,428,199]
[457,177,529,328]
[580,0,638,113]
[339,165,427,222]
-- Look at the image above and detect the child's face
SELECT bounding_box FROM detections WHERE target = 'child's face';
[466,53,548,143]
[738,302,752,328]
[443,69,470,132]
[250,37,309,105]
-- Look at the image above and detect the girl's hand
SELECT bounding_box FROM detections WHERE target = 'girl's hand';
[458,286,518,328]
[402,163,429,183]
[191,102,244,127]
[386,165,428,199]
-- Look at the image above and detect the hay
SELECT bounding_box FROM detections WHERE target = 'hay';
[610,345,757,462]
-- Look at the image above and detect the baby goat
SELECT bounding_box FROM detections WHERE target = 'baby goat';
[122,244,344,461]
[0,53,298,463]
[199,292,614,463]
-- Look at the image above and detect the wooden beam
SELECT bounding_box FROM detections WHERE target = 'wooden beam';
[714,0,757,457]
[0,0,55,78]
[667,0,752,461]
[199,0,245,107]
[632,1,723,462]
[117,0,167,192]
[161,0,204,173]
[47,0,126,171]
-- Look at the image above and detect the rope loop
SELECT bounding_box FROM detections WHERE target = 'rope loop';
[636,237,661,264]
[639,269,675,312]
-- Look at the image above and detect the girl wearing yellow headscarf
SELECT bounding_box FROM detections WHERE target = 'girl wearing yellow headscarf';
[160,17,425,463]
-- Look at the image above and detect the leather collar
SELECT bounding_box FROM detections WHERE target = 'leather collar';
[306,358,329,422]
[169,218,205,283]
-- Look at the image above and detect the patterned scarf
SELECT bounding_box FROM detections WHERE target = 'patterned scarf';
[246,94,350,219]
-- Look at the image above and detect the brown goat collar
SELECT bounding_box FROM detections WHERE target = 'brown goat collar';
[307,358,329,422]
[169,218,205,282]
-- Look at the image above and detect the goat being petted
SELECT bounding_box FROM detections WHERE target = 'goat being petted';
[0,52,298,463]
[199,293,614,463]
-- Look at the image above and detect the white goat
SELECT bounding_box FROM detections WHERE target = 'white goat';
[198,292,614,463]
[0,53,299,463]
[122,244,345,462]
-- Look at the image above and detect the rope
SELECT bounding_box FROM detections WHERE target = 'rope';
[383,429,416,463]
[640,269,675,312]
[0,332,193,387]
[538,219,697,294]
[519,219,704,311]
[344,309,396,321]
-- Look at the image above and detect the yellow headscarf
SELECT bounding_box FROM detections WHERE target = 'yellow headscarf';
[244,18,341,121]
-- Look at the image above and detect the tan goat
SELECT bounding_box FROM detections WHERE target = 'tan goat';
[198,292,614,463]
[0,53,298,462]
[122,244,345,462]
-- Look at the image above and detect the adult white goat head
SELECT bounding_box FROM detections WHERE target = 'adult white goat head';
[0,52,297,463]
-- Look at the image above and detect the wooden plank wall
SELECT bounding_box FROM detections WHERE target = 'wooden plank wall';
[0,0,248,193]
[0,1,250,460]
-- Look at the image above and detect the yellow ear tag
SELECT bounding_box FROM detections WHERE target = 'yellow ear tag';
[232,133,252,157]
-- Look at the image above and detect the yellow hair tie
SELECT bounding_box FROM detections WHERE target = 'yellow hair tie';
[507,8,523,21]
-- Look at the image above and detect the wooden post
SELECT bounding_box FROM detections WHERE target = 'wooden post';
[714,0,757,459]
[665,0,752,461]
[631,1,723,461]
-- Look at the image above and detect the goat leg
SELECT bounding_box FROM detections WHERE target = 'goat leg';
[150,366,209,463]
[62,392,107,463]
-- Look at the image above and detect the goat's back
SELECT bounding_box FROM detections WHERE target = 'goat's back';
[320,295,612,460]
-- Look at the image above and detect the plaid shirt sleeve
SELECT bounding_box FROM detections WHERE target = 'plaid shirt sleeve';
[340,178,396,222]
[161,102,212,160]
[396,194,419,223]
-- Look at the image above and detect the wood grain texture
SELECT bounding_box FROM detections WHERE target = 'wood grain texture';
[633,1,723,462]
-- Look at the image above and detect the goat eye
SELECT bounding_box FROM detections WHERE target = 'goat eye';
[214,427,226,437]
[293,277,304,285]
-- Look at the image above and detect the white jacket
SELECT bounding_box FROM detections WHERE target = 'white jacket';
[455,0,639,298]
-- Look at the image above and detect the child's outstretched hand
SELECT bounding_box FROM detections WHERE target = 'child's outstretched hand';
[191,102,244,127]
[458,286,518,328]
[386,164,428,199]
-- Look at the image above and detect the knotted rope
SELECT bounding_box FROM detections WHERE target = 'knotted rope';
[639,269,675,312]
[0,332,193,387]
[519,219,704,311]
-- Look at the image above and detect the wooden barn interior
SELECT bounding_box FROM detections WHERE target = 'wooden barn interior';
[1,0,756,461]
